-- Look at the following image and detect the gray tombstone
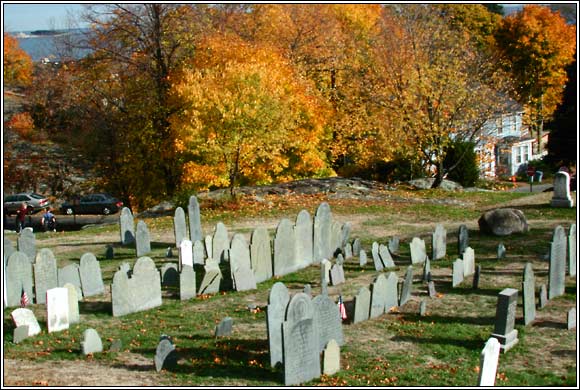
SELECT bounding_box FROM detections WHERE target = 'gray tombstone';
[179,264,196,300]
[303,284,312,297]
[330,222,343,259]
[212,222,229,263]
[188,195,203,243]
[155,337,177,372]
[388,236,400,256]
[295,210,314,267]
[359,249,367,267]
[371,242,384,271]
[568,224,576,277]
[491,288,519,353]
[64,283,80,324]
[230,234,252,280]
[46,287,69,333]
[173,206,188,247]
[538,284,548,309]
[369,273,388,319]
[497,243,506,260]
[410,237,426,264]
[192,240,206,265]
[567,308,576,330]
[233,265,257,292]
[274,218,298,276]
[119,207,135,245]
[548,225,567,299]
[385,272,399,312]
[458,224,469,256]
[463,247,475,277]
[322,339,341,376]
[452,259,464,287]
[419,301,427,316]
[352,238,362,257]
[477,337,501,386]
[551,171,574,208]
[4,237,16,263]
[344,242,353,260]
[473,264,481,290]
[58,263,83,300]
[329,263,345,286]
[431,224,447,260]
[111,257,162,317]
[205,235,213,260]
[428,281,437,298]
[5,252,34,307]
[135,220,151,257]
[399,266,414,306]
[340,222,351,250]
[17,229,36,262]
[197,260,222,295]
[336,253,344,266]
[79,253,105,297]
[313,202,332,263]
[34,248,58,304]
[81,328,103,355]
[522,263,536,326]
[320,260,330,296]
[11,307,41,336]
[161,263,179,287]
[379,244,395,268]
[353,286,371,324]
[282,293,321,386]
[215,317,233,337]
[250,227,273,283]
[312,294,344,352]
[267,282,290,368]
[13,325,30,344]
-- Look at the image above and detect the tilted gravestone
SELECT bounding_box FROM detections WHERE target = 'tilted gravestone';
[11,307,41,337]
[46,287,69,333]
[312,294,344,352]
[79,252,105,297]
[477,337,501,386]
[81,328,103,355]
[369,273,388,319]
[14,325,30,344]
[274,218,298,277]
[422,256,431,282]
[431,224,447,260]
[353,286,371,324]
[250,227,273,283]
[399,266,414,306]
[379,244,395,268]
[135,220,151,257]
[371,242,384,271]
[179,264,196,300]
[212,222,229,264]
[313,202,332,263]
[569,224,576,277]
[111,257,162,317]
[548,225,567,299]
[267,282,290,368]
[197,259,222,295]
[551,171,574,208]
[215,317,233,337]
[340,222,351,251]
[5,251,34,307]
[282,293,321,386]
[428,281,437,298]
[155,336,178,372]
[388,236,400,256]
[119,207,135,245]
[522,263,536,326]
[64,283,79,324]
[58,263,83,300]
[491,288,519,353]
[17,228,36,263]
[230,234,255,291]
[188,195,203,242]
[34,248,58,304]
[329,263,345,286]
[419,301,427,316]
[233,265,257,292]
[458,224,469,256]
[410,237,427,264]
[294,210,313,267]
[173,206,188,248]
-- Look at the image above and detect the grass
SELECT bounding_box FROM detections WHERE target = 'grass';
[3,187,577,386]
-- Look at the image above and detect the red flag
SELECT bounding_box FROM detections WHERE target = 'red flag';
[20,288,30,307]
[338,295,347,320]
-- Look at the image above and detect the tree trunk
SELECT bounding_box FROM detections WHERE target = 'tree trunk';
[431,160,445,188]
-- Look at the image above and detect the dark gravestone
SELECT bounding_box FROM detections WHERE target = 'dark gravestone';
[105,245,114,259]
[491,288,519,353]
[155,337,178,372]
[399,266,414,306]
[135,220,151,257]
[81,328,103,355]
[478,208,529,236]
[215,317,233,337]
[458,224,469,256]
[472,264,481,289]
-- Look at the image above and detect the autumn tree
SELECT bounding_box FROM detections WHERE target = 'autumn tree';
[3,33,33,87]
[494,5,576,153]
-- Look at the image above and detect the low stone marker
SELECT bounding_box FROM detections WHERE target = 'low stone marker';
[551,171,574,208]
[13,325,30,344]
[491,288,519,353]
[567,308,576,330]
[477,337,501,386]
[11,308,41,337]
[478,208,529,236]
[472,264,481,290]
[155,336,178,372]
[410,237,426,264]
[81,328,103,355]
[497,243,506,260]
[215,317,233,337]
[322,339,340,376]
[105,245,114,259]
[458,225,469,256]
[538,284,548,309]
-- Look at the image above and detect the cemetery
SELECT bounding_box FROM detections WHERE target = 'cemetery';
[2,185,577,386]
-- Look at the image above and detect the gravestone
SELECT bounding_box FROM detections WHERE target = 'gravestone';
[458,224,469,256]
[11,308,41,336]
[371,242,384,271]
[472,264,481,290]
[250,227,273,283]
[477,337,501,386]
[295,210,313,266]
[522,263,536,326]
[303,284,312,297]
[64,283,80,324]
[58,263,83,300]
[312,294,344,352]
[431,224,447,260]
[34,248,58,304]
[410,237,426,264]
[385,272,399,312]
[567,308,576,330]
[161,263,179,287]
[274,218,298,276]
[462,247,475,277]
[17,228,36,262]
[322,339,340,376]
[205,235,213,260]
[551,171,574,207]
[344,242,353,260]
[497,243,506,260]
[230,234,255,291]
[282,293,321,386]
[491,288,519,353]
[352,238,362,256]
[155,337,177,372]
[329,263,345,286]
[353,286,371,324]
[233,265,257,292]
[81,328,103,355]
[340,222,351,250]
[179,264,196,300]
[166,246,173,258]
[419,301,427,316]
[369,274,388,319]
[215,317,233,337]
[399,266,414,306]
[422,256,431,282]
[111,257,162,317]
[212,222,229,263]
[135,220,151,257]
[46,287,69,333]
[79,253,105,297]
[388,236,400,256]
[4,236,16,262]
[105,245,114,260]
[379,244,395,268]
[179,239,193,270]
[188,195,203,242]
[548,225,567,299]
[5,252,34,307]
[452,259,464,287]
[538,284,548,309]
[173,206,188,247]
[359,250,367,267]
[313,202,332,263]
[330,222,343,259]
[13,325,30,344]
[321,259,332,291]
[119,207,135,245]
[428,281,437,298]
[569,224,576,277]
[192,240,206,265]
[267,282,290,368]
[196,260,222,295]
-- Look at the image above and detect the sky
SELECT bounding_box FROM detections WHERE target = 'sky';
[2,3,88,32]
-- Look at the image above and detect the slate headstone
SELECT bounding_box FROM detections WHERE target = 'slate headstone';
[58,263,83,300]
[422,256,431,282]
[312,294,344,352]
[379,244,395,268]
[34,248,58,304]
[369,273,388,318]
[431,224,446,260]
[329,263,345,286]
[399,266,414,306]
[497,243,506,260]
[371,242,383,271]
[250,227,273,283]
[13,325,30,344]
[491,288,519,353]
[538,284,548,309]
[352,238,362,257]
[212,222,229,263]
[5,251,34,307]
[105,244,114,259]
[313,202,332,263]
[4,236,16,262]
[188,195,203,242]
[472,264,481,290]
[161,263,179,287]
[294,209,313,266]
[215,317,233,337]
[353,286,371,324]
[548,225,567,299]
[385,272,399,312]
[196,260,222,296]
[567,308,576,330]
[79,252,105,297]
[135,220,151,257]
[17,228,36,262]
[173,206,188,247]
[419,300,427,316]
[179,264,196,300]
[119,207,135,245]
[155,338,177,372]
[568,224,576,277]
[274,218,298,276]
[359,250,367,267]
[267,282,290,368]
[388,236,399,256]
[452,259,464,287]
[428,281,437,298]
[458,224,469,256]
[192,240,206,265]
[344,242,353,260]
[81,328,103,355]
[522,263,536,326]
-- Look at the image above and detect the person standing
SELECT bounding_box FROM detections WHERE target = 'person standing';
[15,202,28,233]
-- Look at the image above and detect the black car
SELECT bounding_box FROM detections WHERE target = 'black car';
[60,193,123,215]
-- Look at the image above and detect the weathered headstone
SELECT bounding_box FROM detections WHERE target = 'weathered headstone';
[274,218,298,276]
[568,224,576,277]
[46,287,69,333]
[330,222,343,259]
[119,207,135,245]
[5,251,34,307]
[491,288,519,353]
[452,259,464,287]
[497,243,506,260]
[352,238,362,257]
[205,235,213,260]
[267,282,290,368]
[188,195,203,242]
[458,224,469,256]
[303,284,312,297]
[58,263,83,300]
[155,337,177,372]
[353,286,371,324]
[11,308,41,336]
[399,266,414,306]
[462,247,475,277]
[567,308,576,329]
[419,300,427,316]
[422,256,431,282]
[212,222,229,263]
[13,325,30,344]
[371,242,384,271]
[522,263,536,326]
[173,206,188,247]
[329,263,345,286]
[431,224,447,260]
[135,220,151,257]
[250,227,273,283]
[312,294,344,352]
[410,237,426,264]
[161,263,179,287]
[344,242,353,260]
[179,264,196,300]
[81,328,103,355]
[232,265,257,292]
[385,272,399,312]
[472,264,481,290]
[538,284,548,309]
[551,171,574,208]
[388,236,400,256]
[359,250,367,267]
[192,240,206,265]
[477,337,501,386]
[215,317,233,337]
[379,244,395,268]
[313,202,332,263]
[64,283,80,324]
[548,225,567,299]
[322,339,340,376]
[34,248,58,304]
[111,257,162,317]
[230,234,255,291]
[166,246,173,259]
[321,259,332,292]
[369,273,388,319]
[4,236,16,262]
[196,260,222,295]
[427,281,437,298]
[294,210,313,266]
[109,339,122,352]
[17,228,36,262]
[79,253,105,297]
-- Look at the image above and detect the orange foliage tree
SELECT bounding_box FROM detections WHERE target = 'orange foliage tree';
[3,33,32,87]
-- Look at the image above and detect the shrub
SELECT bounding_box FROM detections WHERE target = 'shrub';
[443,139,479,187]
[5,112,35,141]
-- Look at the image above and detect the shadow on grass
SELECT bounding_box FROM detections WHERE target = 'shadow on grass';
[532,320,568,329]
[79,300,112,315]
[402,312,496,327]
[391,333,485,351]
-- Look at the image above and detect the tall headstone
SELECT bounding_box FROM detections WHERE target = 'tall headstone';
[567,308,576,330]
[179,239,194,270]
[369,274,388,319]
[58,263,83,300]
[371,242,384,271]
[294,210,313,266]
[5,252,34,307]
[538,284,548,309]
[179,264,196,300]
[462,247,475,277]
[274,219,298,276]
[359,250,367,267]
[46,287,69,333]
[352,238,362,257]
[188,195,203,242]
[452,259,464,287]
[34,248,58,304]
[477,337,501,386]
[548,225,567,299]
[197,260,222,295]
[212,222,229,263]
[431,224,447,260]
[353,286,371,324]
[410,237,426,264]
[229,234,252,277]
[312,294,344,352]
[491,288,519,353]
[267,282,290,368]
[204,235,213,260]
[522,263,536,326]
[568,224,576,277]
[135,220,151,257]
[81,328,103,355]
[399,266,414,306]
[215,317,234,337]
[550,171,574,208]
[173,206,188,247]
[64,283,80,324]
[17,228,36,262]
[11,308,41,336]
[385,272,399,312]
[458,224,469,256]
[250,227,273,283]
[313,202,332,263]
[79,252,105,297]
[119,207,135,245]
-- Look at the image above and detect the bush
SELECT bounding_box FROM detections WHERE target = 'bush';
[443,140,479,187]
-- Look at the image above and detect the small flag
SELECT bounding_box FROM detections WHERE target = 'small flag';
[338,295,347,320]
[20,288,30,307]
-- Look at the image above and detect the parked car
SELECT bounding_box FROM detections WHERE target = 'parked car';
[60,193,123,215]
[3,192,51,215]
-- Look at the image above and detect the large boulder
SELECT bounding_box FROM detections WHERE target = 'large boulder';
[478,208,529,236]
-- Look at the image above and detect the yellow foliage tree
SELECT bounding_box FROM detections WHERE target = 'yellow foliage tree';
[3,33,32,87]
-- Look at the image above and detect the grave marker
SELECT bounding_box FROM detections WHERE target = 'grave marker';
[551,171,574,207]
[173,206,188,247]
[353,286,371,324]
[46,287,69,333]
[522,263,536,326]
[250,227,273,283]
[548,226,567,299]
[188,195,203,242]
[136,220,151,257]
[119,207,135,245]
[81,328,103,355]
[267,282,290,368]
[491,288,519,353]
[477,337,501,386]
[79,252,105,297]
[322,339,340,376]
[431,224,447,260]
[34,248,58,304]
[399,266,414,306]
